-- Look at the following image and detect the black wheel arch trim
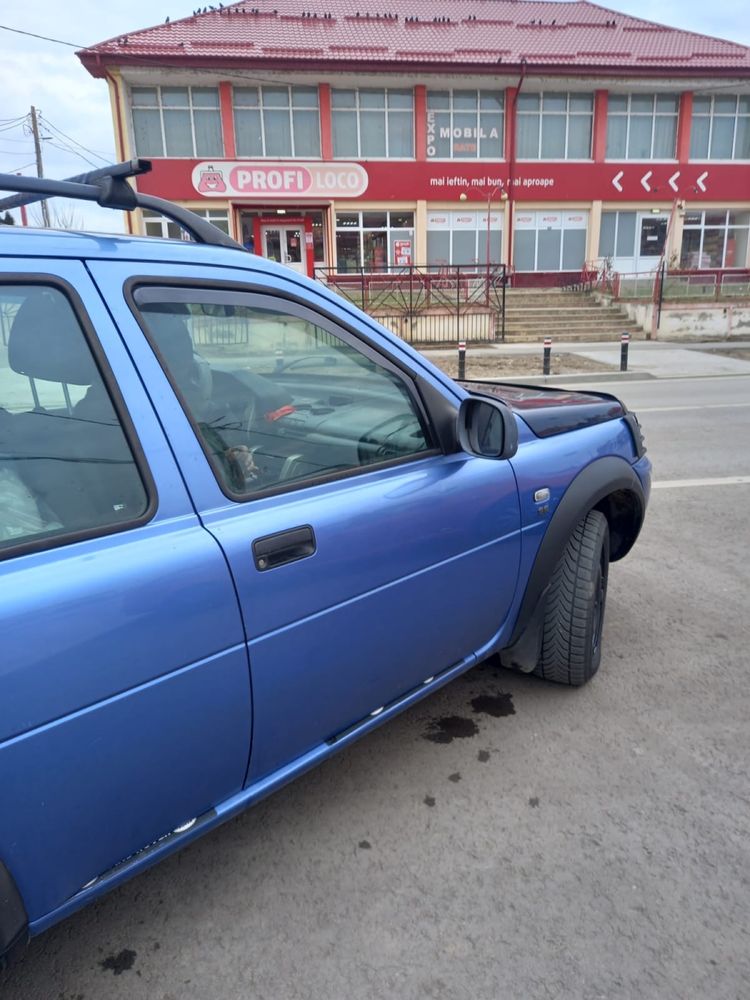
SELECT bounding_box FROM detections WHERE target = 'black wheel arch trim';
[0,861,28,970]
[504,456,646,659]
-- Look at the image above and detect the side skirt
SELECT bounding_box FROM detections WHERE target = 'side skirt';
[30,650,477,937]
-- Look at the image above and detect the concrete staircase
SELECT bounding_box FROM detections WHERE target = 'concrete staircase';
[500,288,644,343]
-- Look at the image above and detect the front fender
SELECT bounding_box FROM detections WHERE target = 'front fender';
[501,455,646,670]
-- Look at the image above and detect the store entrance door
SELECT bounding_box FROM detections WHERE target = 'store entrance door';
[636,215,668,271]
[261,225,305,274]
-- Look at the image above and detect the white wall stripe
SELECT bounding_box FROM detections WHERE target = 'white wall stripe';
[652,476,750,489]
[637,403,750,413]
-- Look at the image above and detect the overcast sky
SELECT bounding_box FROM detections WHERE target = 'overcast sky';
[1,0,748,232]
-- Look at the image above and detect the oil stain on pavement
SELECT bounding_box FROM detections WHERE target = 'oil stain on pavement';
[423,691,515,743]
[422,715,479,744]
[100,949,137,975]
[470,692,515,718]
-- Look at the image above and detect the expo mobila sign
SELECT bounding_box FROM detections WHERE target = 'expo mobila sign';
[192,161,369,199]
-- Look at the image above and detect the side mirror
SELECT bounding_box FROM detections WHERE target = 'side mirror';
[457,396,518,460]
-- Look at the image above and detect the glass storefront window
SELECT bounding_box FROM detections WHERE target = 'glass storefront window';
[334,211,415,271]
[233,85,320,158]
[142,209,229,239]
[606,93,678,159]
[426,89,504,159]
[310,211,326,264]
[691,95,750,160]
[599,211,638,259]
[680,210,750,268]
[513,211,588,271]
[426,210,503,267]
[517,92,593,160]
[132,86,222,158]
[331,89,414,158]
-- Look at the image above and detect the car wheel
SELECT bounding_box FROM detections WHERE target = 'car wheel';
[534,509,610,687]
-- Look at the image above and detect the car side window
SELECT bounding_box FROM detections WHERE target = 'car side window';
[133,288,433,498]
[0,284,149,554]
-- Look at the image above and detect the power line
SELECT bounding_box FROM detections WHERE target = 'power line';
[0,121,28,134]
[3,161,37,173]
[45,138,101,169]
[0,23,85,48]
[39,115,111,164]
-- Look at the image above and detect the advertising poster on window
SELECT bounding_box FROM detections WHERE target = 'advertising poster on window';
[394,239,412,265]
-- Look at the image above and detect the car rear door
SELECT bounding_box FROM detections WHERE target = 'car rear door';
[89,260,522,785]
[0,261,252,927]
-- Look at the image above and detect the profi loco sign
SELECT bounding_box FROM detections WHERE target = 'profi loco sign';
[192,162,369,198]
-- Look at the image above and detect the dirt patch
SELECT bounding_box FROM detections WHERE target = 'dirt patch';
[697,348,750,363]
[425,352,617,380]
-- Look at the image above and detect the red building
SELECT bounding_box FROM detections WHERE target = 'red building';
[79,0,750,283]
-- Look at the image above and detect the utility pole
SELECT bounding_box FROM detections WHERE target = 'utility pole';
[29,106,50,228]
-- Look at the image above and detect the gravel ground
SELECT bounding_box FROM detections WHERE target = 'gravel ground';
[427,351,617,380]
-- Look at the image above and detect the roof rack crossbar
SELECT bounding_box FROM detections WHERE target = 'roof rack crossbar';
[0,159,152,213]
[0,160,244,251]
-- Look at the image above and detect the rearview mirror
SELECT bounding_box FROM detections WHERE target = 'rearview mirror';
[457,396,518,460]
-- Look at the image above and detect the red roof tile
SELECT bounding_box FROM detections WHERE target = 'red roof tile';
[78,0,750,77]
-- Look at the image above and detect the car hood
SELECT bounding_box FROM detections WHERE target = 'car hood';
[457,380,626,438]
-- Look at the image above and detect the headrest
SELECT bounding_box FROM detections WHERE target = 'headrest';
[140,306,211,412]
[140,308,194,375]
[8,289,99,386]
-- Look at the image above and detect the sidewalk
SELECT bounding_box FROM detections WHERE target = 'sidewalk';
[422,339,750,381]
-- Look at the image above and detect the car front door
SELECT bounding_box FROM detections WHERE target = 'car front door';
[92,263,522,785]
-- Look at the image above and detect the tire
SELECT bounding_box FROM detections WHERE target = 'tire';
[534,509,610,687]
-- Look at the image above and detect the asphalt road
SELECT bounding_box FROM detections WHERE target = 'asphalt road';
[4,373,750,1000]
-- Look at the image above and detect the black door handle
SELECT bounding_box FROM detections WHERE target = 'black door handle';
[253,525,316,571]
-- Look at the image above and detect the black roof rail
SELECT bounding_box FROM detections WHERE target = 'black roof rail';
[0,159,244,252]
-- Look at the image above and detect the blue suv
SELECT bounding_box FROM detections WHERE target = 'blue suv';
[0,162,650,964]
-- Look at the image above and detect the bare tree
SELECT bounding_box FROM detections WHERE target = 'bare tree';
[30,201,84,230]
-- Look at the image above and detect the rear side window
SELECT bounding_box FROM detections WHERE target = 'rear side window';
[0,284,148,554]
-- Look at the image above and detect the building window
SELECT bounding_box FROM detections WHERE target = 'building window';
[690,95,750,160]
[513,211,589,272]
[331,89,414,159]
[516,92,593,160]
[142,209,230,240]
[335,211,414,271]
[606,94,679,159]
[426,210,503,266]
[680,210,750,268]
[131,86,223,158]
[233,86,320,158]
[426,90,504,159]
[598,211,637,259]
